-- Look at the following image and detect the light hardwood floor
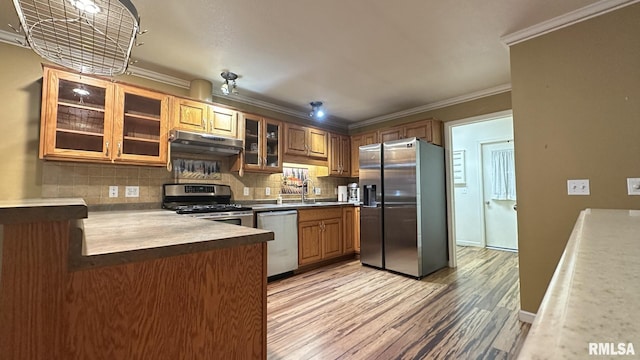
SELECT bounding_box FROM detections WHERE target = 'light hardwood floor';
[267,246,529,360]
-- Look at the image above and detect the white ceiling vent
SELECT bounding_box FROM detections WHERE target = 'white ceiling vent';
[12,0,141,76]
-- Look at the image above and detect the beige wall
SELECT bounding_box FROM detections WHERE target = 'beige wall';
[510,4,640,313]
[0,43,189,201]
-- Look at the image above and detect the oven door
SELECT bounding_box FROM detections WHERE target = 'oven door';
[190,211,254,227]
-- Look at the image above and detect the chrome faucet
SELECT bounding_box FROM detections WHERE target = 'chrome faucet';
[301,178,314,203]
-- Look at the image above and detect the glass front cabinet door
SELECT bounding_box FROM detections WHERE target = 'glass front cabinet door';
[40,66,169,166]
[40,67,115,161]
[241,113,282,173]
[113,85,169,165]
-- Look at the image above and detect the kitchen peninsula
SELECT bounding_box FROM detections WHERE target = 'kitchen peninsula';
[0,198,273,360]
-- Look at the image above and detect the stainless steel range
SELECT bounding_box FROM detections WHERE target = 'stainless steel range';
[162,183,253,227]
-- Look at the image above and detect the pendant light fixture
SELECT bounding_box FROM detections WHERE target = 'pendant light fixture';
[309,101,325,119]
[220,71,239,95]
[12,0,142,76]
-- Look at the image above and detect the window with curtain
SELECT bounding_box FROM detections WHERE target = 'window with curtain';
[491,149,516,200]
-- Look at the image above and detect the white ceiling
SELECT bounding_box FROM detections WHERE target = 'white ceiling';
[0,0,621,125]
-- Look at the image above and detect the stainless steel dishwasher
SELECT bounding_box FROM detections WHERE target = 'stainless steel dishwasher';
[256,210,298,279]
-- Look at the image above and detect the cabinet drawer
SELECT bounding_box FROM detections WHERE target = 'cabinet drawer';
[298,208,342,222]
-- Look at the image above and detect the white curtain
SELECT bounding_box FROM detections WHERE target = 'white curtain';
[491,149,516,200]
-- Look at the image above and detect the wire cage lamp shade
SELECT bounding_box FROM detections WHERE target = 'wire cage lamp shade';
[12,0,141,76]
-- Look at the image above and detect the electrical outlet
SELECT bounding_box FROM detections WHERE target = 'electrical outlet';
[243,187,250,196]
[265,187,271,196]
[125,186,139,198]
[108,186,118,198]
[627,178,640,195]
[567,179,590,196]
[314,187,321,195]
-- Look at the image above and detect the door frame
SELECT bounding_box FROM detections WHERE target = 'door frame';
[444,109,513,268]
[478,138,516,250]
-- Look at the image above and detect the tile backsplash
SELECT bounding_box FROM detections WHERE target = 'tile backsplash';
[41,159,353,205]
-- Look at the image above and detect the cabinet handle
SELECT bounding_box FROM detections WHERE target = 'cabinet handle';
[105,141,110,157]
[117,142,122,157]
[264,157,267,166]
[209,119,213,131]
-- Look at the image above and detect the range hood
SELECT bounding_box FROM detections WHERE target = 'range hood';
[169,129,243,156]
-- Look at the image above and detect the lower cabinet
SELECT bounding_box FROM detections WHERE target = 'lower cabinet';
[343,207,355,253]
[298,208,344,266]
[355,207,361,253]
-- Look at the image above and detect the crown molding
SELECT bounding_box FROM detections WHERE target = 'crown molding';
[349,83,511,130]
[126,65,191,89]
[501,0,640,46]
[221,93,347,130]
[0,29,28,47]
[124,66,347,129]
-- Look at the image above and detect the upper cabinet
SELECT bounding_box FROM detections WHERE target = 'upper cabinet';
[113,85,170,164]
[284,123,328,160]
[172,98,238,138]
[328,133,350,177]
[39,66,169,166]
[350,131,378,177]
[377,119,443,146]
[238,113,282,173]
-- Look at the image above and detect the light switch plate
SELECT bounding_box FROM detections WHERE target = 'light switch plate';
[627,178,640,195]
[265,187,271,196]
[243,187,250,196]
[108,186,118,198]
[125,186,139,198]
[314,187,321,195]
[567,179,590,195]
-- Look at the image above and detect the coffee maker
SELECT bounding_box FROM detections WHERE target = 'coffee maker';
[348,183,360,203]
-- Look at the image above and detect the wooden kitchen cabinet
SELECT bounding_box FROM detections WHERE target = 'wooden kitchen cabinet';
[39,66,169,166]
[379,127,404,143]
[172,98,238,138]
[298,220,323,265]
[328,133,351,177]
[173,97,208,132]
[284,123,328,160]
[113,84,169,165]
[404,119,442,145]
[343,207,355,253]
[377,119,443,146]
[237,113,282,173]
[298,208,343,266]
[350,131,378,177]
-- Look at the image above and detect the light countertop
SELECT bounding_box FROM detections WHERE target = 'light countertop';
[0,198,87,224]
[517,209,640,359]
[71,210,273,269]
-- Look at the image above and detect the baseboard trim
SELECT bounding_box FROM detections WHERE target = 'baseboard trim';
[518,310,536,324]
[455,241,483,247]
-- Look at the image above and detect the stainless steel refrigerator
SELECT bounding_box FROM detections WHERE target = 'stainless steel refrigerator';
[359,137,448,278]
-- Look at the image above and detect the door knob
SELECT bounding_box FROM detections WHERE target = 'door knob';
[513,203,517,211]
[485,201,490,205]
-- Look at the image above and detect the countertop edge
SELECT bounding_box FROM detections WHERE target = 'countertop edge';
[69,218,273,271]
[0,198,88,225]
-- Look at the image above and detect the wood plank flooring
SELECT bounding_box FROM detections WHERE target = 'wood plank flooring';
[267,246,530,360]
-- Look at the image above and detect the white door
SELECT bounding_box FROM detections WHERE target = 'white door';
[481,140,518,250]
